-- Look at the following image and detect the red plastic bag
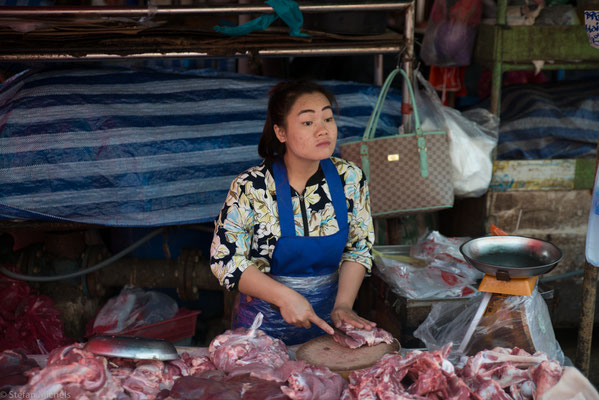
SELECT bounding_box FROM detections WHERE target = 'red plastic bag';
[421,0,483,66]
[0,269,70,354]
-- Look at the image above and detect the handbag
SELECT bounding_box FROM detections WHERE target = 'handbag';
[339,68,454,217]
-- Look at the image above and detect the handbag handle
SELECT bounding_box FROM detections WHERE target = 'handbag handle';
[359,68,429,181]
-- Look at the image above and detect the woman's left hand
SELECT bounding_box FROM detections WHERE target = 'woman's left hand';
[330,306,376,330]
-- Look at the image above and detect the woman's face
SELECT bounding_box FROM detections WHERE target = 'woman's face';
[274,91,337,164]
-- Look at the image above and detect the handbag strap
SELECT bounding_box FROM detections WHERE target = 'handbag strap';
[359,68,429,181]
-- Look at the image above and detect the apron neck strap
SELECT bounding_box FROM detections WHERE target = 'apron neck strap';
[273,158,348,238]
[273,159,296,237]
[321,158,348,229]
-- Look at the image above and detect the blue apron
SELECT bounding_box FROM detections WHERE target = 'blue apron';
[233,158,349,345]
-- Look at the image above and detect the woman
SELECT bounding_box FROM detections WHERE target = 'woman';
[209,79,375,345]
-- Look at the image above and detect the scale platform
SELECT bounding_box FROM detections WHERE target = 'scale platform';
[478,274,538,297]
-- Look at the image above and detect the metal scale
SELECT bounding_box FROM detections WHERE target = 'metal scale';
[457,235,563,355]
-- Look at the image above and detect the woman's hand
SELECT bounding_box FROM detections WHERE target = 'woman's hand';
[278,290,334,335]
[331,305,376,330]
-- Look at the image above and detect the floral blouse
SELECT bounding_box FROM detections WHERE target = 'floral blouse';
[210,156,375,290]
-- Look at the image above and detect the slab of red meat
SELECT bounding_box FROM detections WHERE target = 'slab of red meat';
[227,374,290,400]
[281,365,347,400]
[332,322,394,349]
[0,349,39,391]
[167,376,242,400]
[167,373,290,400]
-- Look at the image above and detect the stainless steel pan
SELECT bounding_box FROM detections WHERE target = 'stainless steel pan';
[84,335,180,360]
[459,235,562,280]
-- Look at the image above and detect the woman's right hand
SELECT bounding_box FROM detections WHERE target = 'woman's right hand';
[277,290,334,335]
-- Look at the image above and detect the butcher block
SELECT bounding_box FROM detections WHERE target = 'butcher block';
[295,334,400,378]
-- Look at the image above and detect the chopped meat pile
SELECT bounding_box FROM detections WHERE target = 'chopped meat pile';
[458,347,564,399]
[340,344,474,399]
[332,322,394,349]
[341,344,567,400]
[5,313,347,400]
[2,311,574,400]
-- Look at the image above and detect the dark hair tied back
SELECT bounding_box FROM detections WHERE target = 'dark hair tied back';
[258,80,338,160]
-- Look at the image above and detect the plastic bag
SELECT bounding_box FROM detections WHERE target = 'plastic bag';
[373,231,482,299]
[413,71,499,198]
[411,230,483,283]
[91,286,178,335]
[413,288,565,365]
[420,0,483,66]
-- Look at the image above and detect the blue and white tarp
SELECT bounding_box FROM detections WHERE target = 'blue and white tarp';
[0,66,403,227]
[494,80,599,160]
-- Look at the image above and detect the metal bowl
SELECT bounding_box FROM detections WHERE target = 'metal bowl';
[84,335,180,360]
[459,235,562,280]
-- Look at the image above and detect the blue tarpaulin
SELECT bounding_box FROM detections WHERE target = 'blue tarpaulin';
[0,66,403,227]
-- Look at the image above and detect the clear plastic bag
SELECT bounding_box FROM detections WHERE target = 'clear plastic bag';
[413,71,499,198]
[373,231,482,299]
[413,288,565,365]
[91,286,178,335]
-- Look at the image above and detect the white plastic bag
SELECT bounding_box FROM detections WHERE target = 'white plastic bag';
[413,71,499,198]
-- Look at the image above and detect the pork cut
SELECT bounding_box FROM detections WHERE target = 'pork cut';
[332,322,394,349]
[209,313,289,377]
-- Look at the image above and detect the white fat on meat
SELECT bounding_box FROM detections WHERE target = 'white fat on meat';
[530,360,563,398]
[17,345,122,400]
[457,347,565,400]
[332,322,395,349]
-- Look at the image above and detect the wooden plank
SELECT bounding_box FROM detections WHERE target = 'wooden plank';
[489,159,595,191]
[474,24,599,67]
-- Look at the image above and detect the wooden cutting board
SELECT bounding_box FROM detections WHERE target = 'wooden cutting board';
[295,334,400,378]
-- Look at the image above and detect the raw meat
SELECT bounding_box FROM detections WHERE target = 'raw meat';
[7,314,570,400]
[341,344,476,399]
[0,276,70,354]
[209,313,289,376]
[16,343,122,400]
[0,350,39,391]
[281,365,347,400]
[332,322,394,349]
[457,347,564,400]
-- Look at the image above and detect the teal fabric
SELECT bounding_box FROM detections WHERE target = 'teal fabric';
[214,14,277,36]
[213,0,309,37]
[266,0,309,37]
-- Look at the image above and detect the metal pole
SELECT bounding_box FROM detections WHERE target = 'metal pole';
[0,2,413,16]
[575,141,599,376]
[374,54,384,86]
[402,0,415,133]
